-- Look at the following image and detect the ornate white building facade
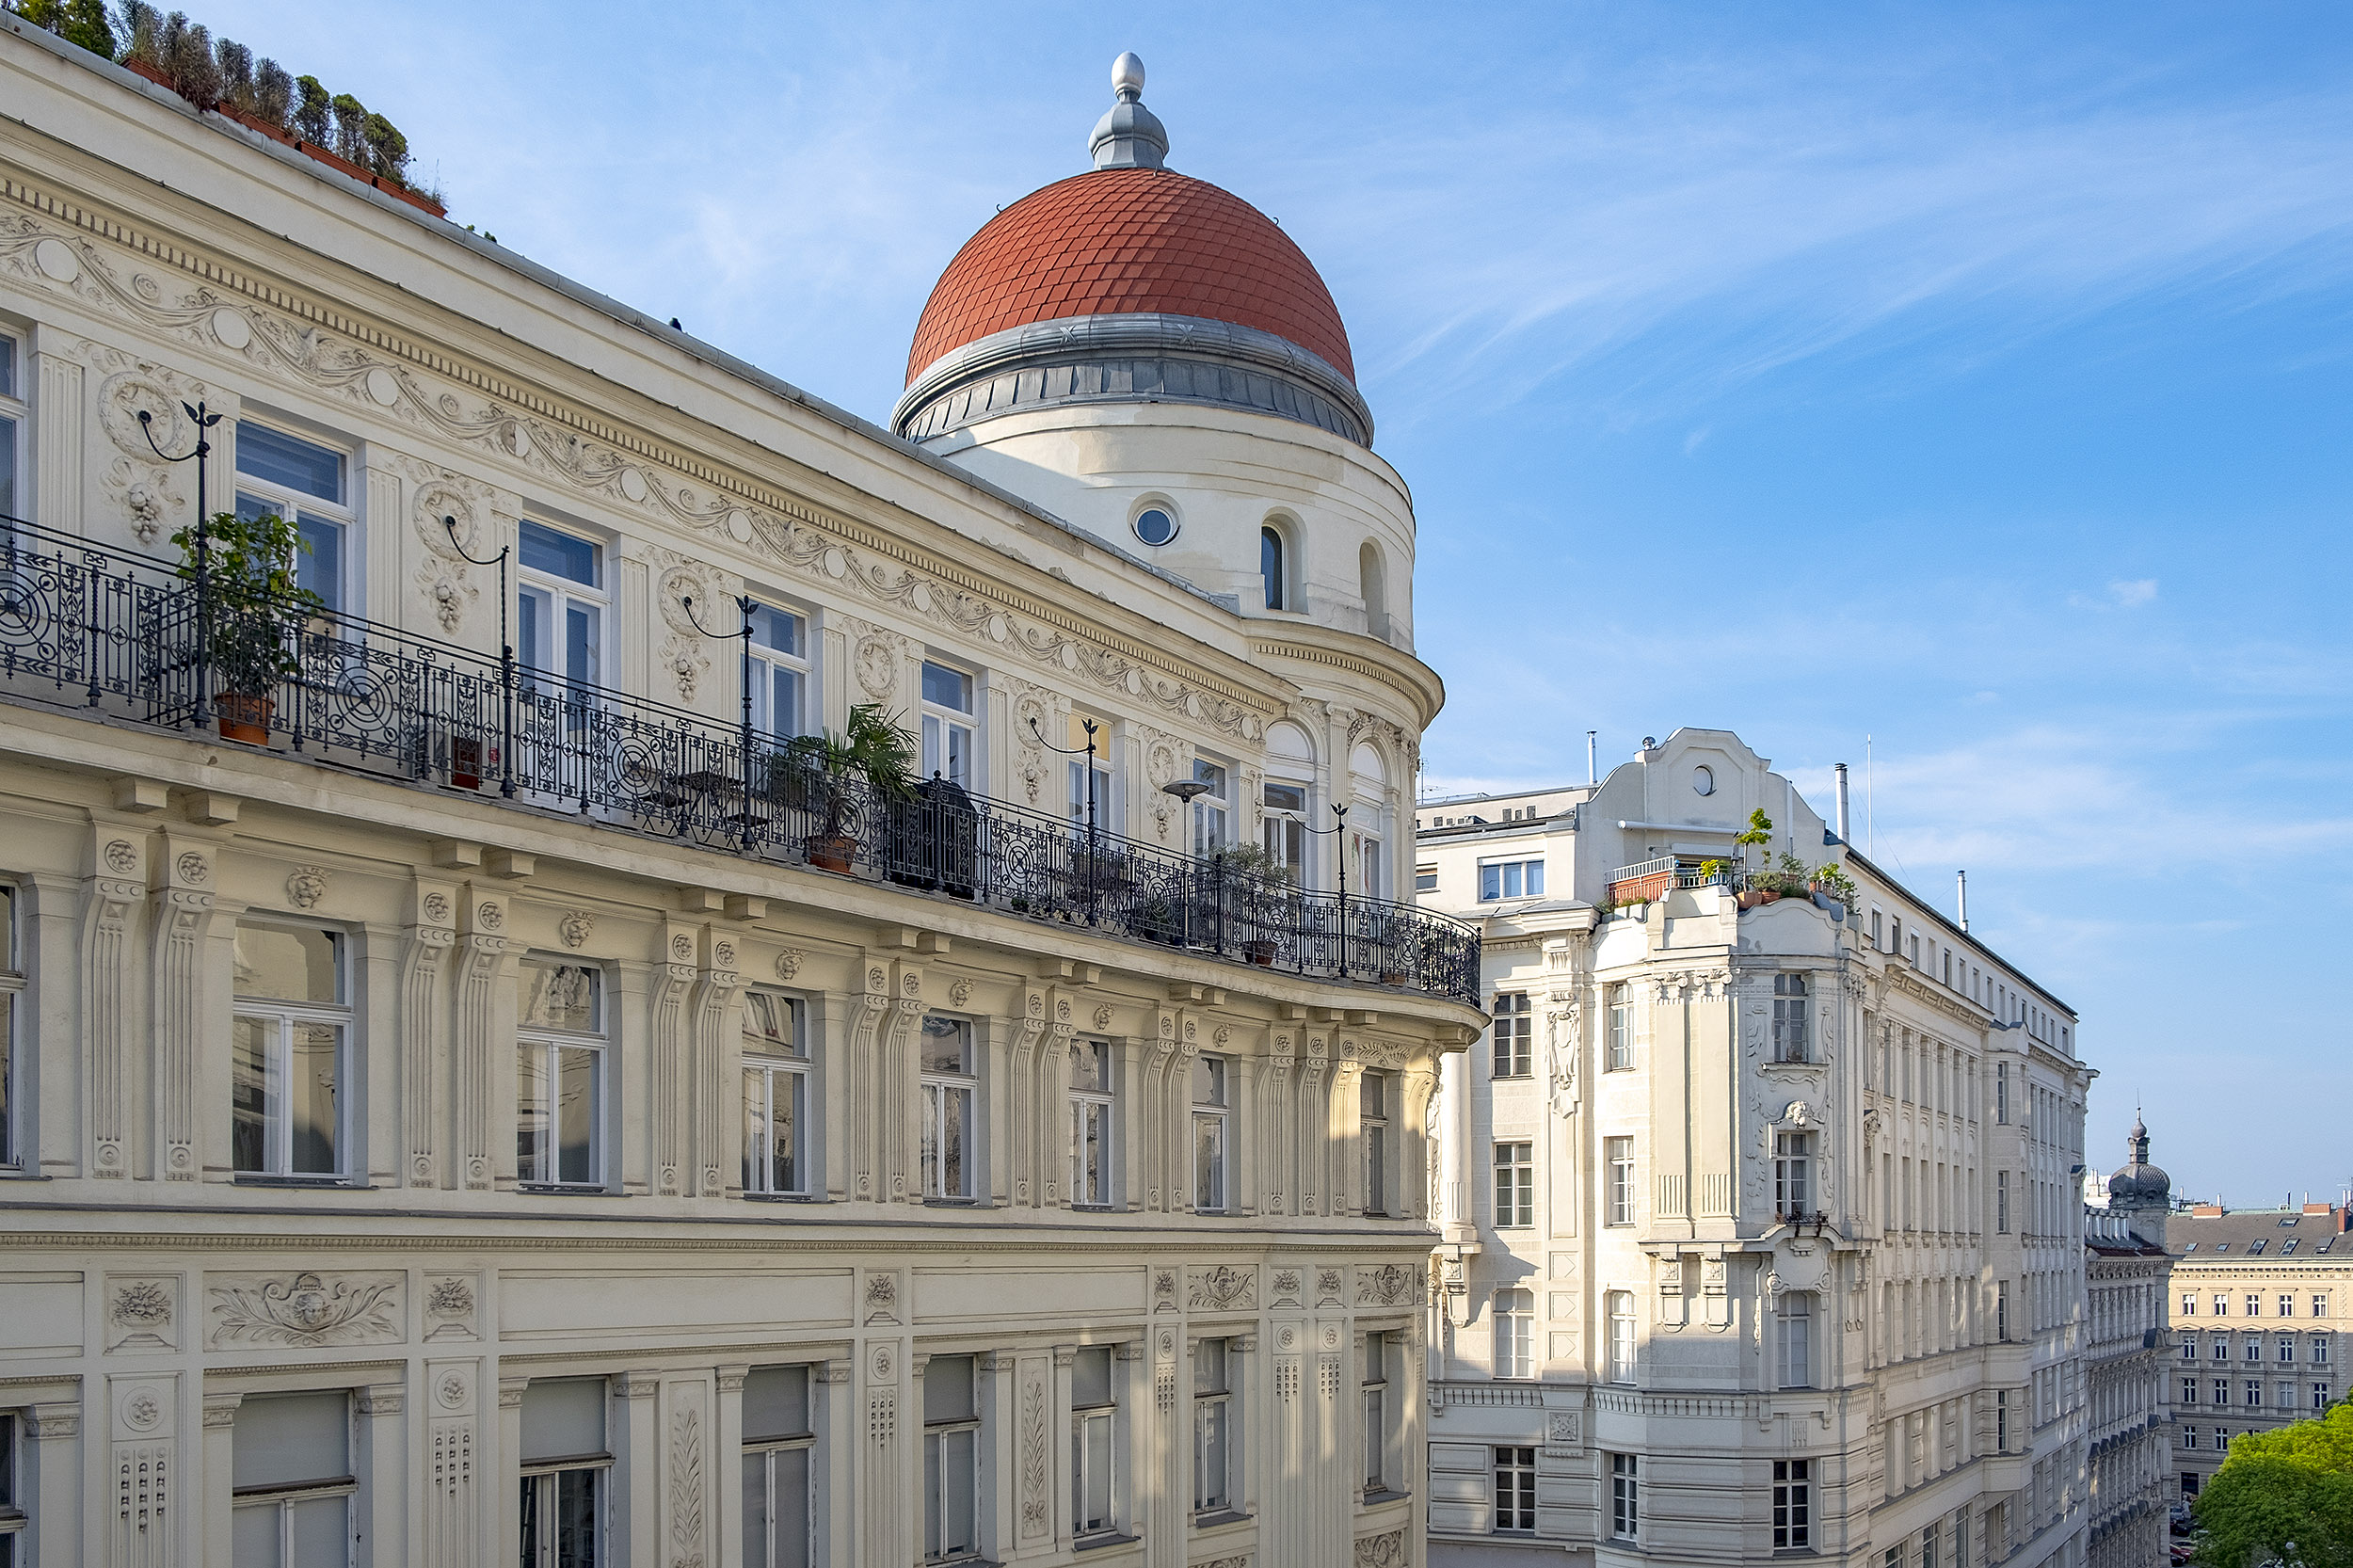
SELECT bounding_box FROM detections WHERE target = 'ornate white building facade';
[0,28,1478,1568]
[1414,730,2095,1568]
[2081,1124,2170,1568]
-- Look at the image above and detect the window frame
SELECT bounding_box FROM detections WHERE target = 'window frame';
[741,990,810,1198]
[516,519,608,705]
[1776,1292,1815,1390]
[745,600,810,743]
[231,920,352,1181]
[1259,522,1291,612]
[1772,1457,1811,1550]
[1492,1288,1534,1380]
[1606,984,1633,1071]
[1189,759,1230,856]
[1493,1141,1533,1230]
[1609,1451,1639,1541]
[1068,1039,1115,1210]
[1605,1136,1635,1226]
[1477,857,1545,902]
[919,1015,978,1204]
[1492,1445,1536,1533]
[920,1355,982,1563]
[516,958,607,1190]
[1489,992,1532,1080]
[231,1389,358,1568]
[1773,1132,1813,1219]
[1359,1070,1390,1217]
[0,332,22,520]
[232,418,356,621]
[0,1408,20,1562]
[1770,972,1810,1063]
[1069,1345,1119,1541]
[0,884,24,1171]
[1607,1290,1637,1385]
[920,660,978,793]
[1360,1331,1392,1494]
[1193,1338,1234,1515]
[1192,1054,1231,1214]
[741,1364,816,1568]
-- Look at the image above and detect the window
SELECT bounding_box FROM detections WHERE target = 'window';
[921,1355,980,1561]
[1607,984,1633,1070]
[1362,1333,1392,1492]
[2182,1293,2197,1318]
[232,1390,354,1567]
[1071,1346,1117,1539]
[1193,1340,1233,1512]
[1493,1446,1535,1532]
[1996,1280,2010,1341]
[2318,1296,2332,1320]
[2249,1294,2263,1318]
[1259,525,1287,611]
[0,335,18,518]
[2279,1382,2298,1409]
[2212,1378,2230,1406]
[1607,1291,1636,1384]
[1192,1056,1230,1213]
[520,1379,608,1568]
[1776,1293,1814,1389]
[1772,1459,1811,1550]
[518,520,604,711]
[1132,505,1177,547]
[920,662,975,792]
[0,885,15,1170]
[1490,992,1532,1079]
[2318,1384,2333,1411]
[1479,858,1544,901]
[1069,1041,1114,1208]
[2182,1336,2199,1362]
[518,960,604,1188]
[746,603,808,741]
[1356,824,1385,901]
[1360,1071,1390,1216]
[1869,910,1882,948]
[2281,1335,2297,1364]
[1493,1142,1533,1229]
[2217,1295,2230,1317]
[2316,1336,2332,1365]
[1609,1452,1639,1540]
[1921,1523,1938,1568]
[235,422,352,618]
[1771,973,1810,1063]
[1995,1064,2009,1125]
[919,1016,976,1201]
[0,1409,18,1566]
[2246,1379,2263,1407]
[1066,722,1116,837]
[1415,865,1438,894]
[1190,760,1229,855]
[1774,1132,1813,1218]
[1996,1172,2009,1234]
[231,923,349,1179]
[1261,782,1307,875]
[1493,1288,1534,1379]
[1606,1137,1635,1225]
[742,991,808,1196]
[1995,1389,2011,1451]
[2181,1425,2199,1449]
[2182,1377,2199,1405]
[2213,1338,2229,1362]
[742,1366,814,1568]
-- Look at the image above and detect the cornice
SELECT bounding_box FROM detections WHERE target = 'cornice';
[0,1224,1439,1256]
[1247,630,1444,730]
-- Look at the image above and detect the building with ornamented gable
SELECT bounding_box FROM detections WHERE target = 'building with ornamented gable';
[1413,730,2096,1568]
[0,26,1476,1568]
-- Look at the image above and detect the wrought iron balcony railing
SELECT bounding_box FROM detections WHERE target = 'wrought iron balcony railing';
[0,516,1481,1004]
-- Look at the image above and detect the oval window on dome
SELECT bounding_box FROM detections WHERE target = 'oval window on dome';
[1132,507,1177,547]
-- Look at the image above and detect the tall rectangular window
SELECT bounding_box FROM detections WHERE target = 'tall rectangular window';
[1190,760,1229,855]
[919,1016,976,1201]
[1607,1291,1636,1384]
[0,1408,19,1565]
[1771,973,1810,1063]
[1193,1339,1232,1513]
[1068,1041,1114,1208]
[1606,984,1633,1070]
[518,520,604,712]
[1478,858,1544,900]
[1066,730,1116,838]
[235,422,353,618]
[2281,1335,2297,1363]
[0,884,16,1170]
[1609,1452,1639,1540]
[1071,1346,1116,1539]
[1261,781,1308,875]
[1774,1133,1813,1218]
[2246,1379,2263,1407]
[1493,1142,1533,1229]
[1996,1280,2010,1342]
[2183,1293,2198,1318]
[1995,1389,2011,1451]
[1996,1171,2009,1233]
[1995,1063,2009,1125]
[518,960,603,1188]
[520,1378,608,1568]
[1362,1333,1391,1492]
[920,661,976,792]
[1492,1446,1536,1532]
[0,334,19,518]
[1776,1293,1814,1390]
[232,923,348,1179]
[2182,1376,2198,1405]
[1490,992,1532,1079]
[1493,1288,1534,1379]
[2212,1378,2230,1406]
[1356,825,1385,901]
[1360,1071,1390,1216]
[746,603,808,742]
[2315,1335,2331,1364]
[1772,1459,1811,1550]
[2317,1383,2332,1411]
[1606,1137,1635,1226]
[922,1355,979,1562]
[2317,1296,2331,1320]
[1192,1055,1230,1213]
[2282,1295,2298,1320]
[2249,1294,2263,1318]
[742,991,808,1196]
[742,1365,813,1568]
[232,1390,354,1567]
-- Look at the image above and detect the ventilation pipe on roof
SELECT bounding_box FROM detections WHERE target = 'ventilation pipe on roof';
[1958,870,1970,933]
[1833,763,1849,844]
[1587,731,1597,787]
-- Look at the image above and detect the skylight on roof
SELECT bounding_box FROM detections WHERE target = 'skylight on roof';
[2249,1240,2268,1255]
[2322,1240,2338,1255]
[2281,1215,2302,1226]
[2215,1242,2232,1254]
[2184,1242,2198,1253]
[2282,1240,2300,1255]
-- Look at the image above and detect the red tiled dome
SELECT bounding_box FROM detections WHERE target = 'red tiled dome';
[906,168,1354,387]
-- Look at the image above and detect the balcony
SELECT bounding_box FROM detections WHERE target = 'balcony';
[0,516,1480,1004]
[1603,855,1737,904]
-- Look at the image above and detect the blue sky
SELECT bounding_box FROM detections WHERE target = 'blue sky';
[189,1,2352,1204]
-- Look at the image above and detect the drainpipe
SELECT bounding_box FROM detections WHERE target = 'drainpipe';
[1833,763,1850,844]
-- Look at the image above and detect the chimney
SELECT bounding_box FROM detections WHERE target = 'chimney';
[1957,870,1969,933]
[1833,763,1849,843]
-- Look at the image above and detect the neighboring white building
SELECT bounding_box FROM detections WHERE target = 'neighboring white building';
[0,28,1481,1568]
[1416,729,2095,1568]
[2083,1122,2171,1568]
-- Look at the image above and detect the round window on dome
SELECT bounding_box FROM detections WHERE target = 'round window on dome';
[1132,507,1178,547]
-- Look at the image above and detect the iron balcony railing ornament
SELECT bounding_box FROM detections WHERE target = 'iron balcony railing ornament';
[0,515,1481,1004]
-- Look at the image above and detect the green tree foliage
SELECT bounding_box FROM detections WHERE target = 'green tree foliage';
[293,74,330,143]
[328,91,367,163]
[20,0,119,56]
[2192,1400,2353,1568]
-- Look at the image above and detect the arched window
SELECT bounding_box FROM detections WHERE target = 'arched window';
[1358,540,1386,636]
[1260,525,1287,611]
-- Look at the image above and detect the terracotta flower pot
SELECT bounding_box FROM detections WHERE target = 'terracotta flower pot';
[1243,939,1276,967]
[808,836,858,874]
[216,693,272,745]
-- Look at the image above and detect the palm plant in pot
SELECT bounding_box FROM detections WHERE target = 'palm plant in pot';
[172,510,322,744]
[772,704,917,874]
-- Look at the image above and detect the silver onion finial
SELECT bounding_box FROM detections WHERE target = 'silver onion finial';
[1091,52,1168,170]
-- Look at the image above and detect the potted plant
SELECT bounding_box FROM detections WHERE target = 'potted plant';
[1208,842,1292,964]
[173,510,322,744]
[772,704,917,874]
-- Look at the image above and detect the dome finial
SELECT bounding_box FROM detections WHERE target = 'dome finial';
[1091,52,1169,170]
